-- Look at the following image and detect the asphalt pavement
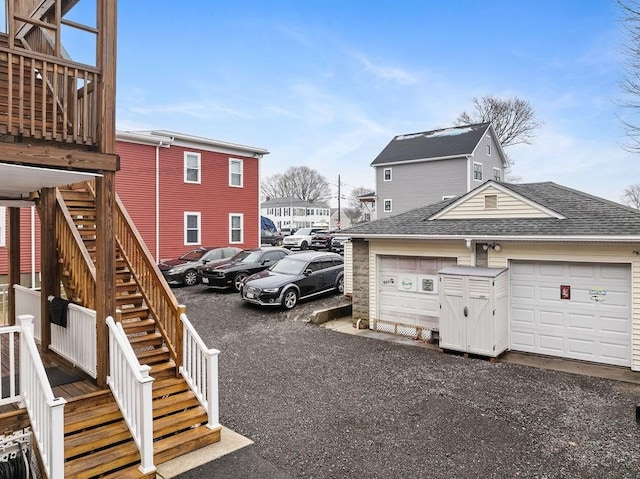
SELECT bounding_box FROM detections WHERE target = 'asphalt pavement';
[169,285,640,479]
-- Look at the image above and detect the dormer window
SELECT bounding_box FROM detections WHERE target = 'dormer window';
[384,168,392,181]
[484,195,497,209]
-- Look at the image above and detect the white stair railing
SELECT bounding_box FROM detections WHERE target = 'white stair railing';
[0,325,21,406]
[0,284,8,326]
[106,316,155,475]
[14,285,41,342]
[180,311,220,429]
[48,296,97,378]
[18,314,66,479]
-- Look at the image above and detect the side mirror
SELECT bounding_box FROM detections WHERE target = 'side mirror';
[304,269,313,276]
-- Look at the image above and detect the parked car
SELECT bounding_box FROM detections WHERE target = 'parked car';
[261,229,285,246]
[282,227,328,250]
[240,251,344,310]
[198,247,291,292]
[310,230,333,250]
[158,246,241,286]
[330,236,348,254]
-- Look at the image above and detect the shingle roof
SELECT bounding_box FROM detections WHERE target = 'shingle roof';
[343,181,640,238]
[370,123,491,166]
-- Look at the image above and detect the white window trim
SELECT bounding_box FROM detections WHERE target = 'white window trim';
[184,212,201,245]
[493,167,502,182]
[0,207,5,247]
[473,162,483,181]
[383,199,392,212]
[383,168,392,182]
[184,152,201,184]
[486,135,491,156]
[229,213,244,244]
[229,158,243,188]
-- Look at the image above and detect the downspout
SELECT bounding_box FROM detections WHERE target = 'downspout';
[466,155,472,192]
[466,238,476,267]
[155,144,160,262]
[31,206,36,287]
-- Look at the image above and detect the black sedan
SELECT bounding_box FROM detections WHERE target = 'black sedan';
[158,246,241,286]
[198,247,291,292]
[240,251,344,309]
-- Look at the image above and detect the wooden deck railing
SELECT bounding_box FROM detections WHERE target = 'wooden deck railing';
[54,189,97,309]
[114,195,184,368]
[0,43,99,146]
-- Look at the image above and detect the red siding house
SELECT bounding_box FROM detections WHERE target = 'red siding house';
[0,130,268,279]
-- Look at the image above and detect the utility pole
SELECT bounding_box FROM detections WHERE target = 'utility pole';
[337,175,341,228]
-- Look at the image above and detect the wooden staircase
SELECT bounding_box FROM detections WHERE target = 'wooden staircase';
[53,184,222,478]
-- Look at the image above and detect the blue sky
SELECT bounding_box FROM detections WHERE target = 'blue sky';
[111,1,632,205]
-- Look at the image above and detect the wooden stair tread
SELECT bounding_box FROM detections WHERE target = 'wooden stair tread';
[64,440,140,477]
[154,423,222,465]
[153,377,189,396]
[65,420,130,459]
[64,401,122,433]
[154,407,208,438]
[153,391,200,418]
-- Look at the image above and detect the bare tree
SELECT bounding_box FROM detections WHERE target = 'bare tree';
[341,186,373,224]
[261,166,331,203]
[622,184,640,208]
[619,1,640,151]
[456,95,542,169]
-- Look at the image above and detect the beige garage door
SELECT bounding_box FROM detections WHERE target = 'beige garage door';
[510,261,631,366]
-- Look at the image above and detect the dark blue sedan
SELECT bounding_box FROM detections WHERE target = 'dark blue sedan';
[240,251,344,309]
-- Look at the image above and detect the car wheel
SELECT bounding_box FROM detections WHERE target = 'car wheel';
[337,275,344,294]
[282,289,298,309]
[184,270,198,286]
[301,241,309,250]
[276,238,283,246]
[233,273,248,292]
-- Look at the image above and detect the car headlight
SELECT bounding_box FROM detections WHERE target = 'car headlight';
[262,288,279,293]
[167,265,187,274]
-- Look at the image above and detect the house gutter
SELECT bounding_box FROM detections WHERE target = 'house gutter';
[155,140,172,262]
[344,234,640,243]
[372,154,470,168]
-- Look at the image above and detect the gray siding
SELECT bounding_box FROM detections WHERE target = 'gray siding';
[375,158,468,219]
[468,132,504,186]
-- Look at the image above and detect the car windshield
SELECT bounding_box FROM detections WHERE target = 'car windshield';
[295,228,312,235]
[270,257,307,275]
[240,251,264,263]
[200,249,221,262]
[179,250,204,261]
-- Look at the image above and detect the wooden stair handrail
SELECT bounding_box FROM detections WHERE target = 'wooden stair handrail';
[54,189,97,309]
[113,194,184,367]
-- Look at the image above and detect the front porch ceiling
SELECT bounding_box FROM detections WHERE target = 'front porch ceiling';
[0,163,101,206]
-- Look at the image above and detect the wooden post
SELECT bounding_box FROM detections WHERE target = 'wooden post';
[40,188,57,350]
[7,208,21,325]
[95,172,116,387]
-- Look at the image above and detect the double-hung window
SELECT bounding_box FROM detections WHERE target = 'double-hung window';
[473,162,483,181]
[384,199,392,212]
[229,159,243,187]
[230,214,243,243]
[184,212,201,245]
[184,152,201,184]
[493,168,501,182]
[383,168,392,181]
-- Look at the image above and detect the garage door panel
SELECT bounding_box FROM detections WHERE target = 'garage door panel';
[510,261,631,366]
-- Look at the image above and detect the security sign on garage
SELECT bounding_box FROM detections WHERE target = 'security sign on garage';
[510,261,631,366]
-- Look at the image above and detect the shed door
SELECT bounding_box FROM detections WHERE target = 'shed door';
[510,261,631,366]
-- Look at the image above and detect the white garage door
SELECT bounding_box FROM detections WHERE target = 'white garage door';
[510,261,631,366]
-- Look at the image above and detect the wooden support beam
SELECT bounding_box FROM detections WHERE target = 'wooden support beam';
[0,143,119,172]
[95,172,115,388]
[39,187,58,350]
[7,208,20,325]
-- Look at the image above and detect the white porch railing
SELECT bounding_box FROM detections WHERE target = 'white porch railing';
[14,285,41,342]
[0,284,7,326]
[18,314,66,479]
[106,316,155,475]
[48,296,97,378]
[180,312,220,429]
[0,325,21,406]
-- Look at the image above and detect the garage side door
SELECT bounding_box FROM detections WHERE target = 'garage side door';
[510,261,631,366]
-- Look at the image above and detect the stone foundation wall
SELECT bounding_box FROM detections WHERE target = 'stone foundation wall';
[351,239,370,327]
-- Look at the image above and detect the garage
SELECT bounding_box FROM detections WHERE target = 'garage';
[376,255,455,338]
[510,261,631,366]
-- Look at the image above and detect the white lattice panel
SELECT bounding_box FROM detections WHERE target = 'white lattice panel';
[375,321,395,334]
[420,329,432,341]
[396,324,417,337]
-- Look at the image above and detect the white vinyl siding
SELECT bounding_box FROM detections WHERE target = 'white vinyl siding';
[229,159,243,187]
[439,186,554,219]
[230,213,243,243]
[184,212,201,245]
[184,152,201,184]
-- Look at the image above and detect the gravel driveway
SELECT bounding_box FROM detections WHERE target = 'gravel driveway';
[173,286,640,479]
